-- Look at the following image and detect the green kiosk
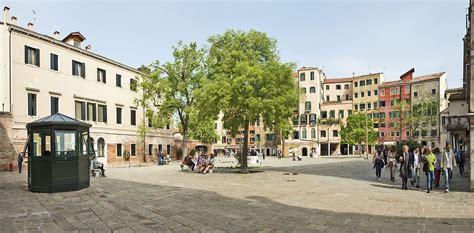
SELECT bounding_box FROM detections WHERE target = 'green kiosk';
[25,113,94,193]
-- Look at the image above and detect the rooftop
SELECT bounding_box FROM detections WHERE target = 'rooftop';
[323,77,353,84]
[411,72,445,83]
[298,66,320,71]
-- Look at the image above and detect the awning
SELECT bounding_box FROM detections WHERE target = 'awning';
[383,141,396,145]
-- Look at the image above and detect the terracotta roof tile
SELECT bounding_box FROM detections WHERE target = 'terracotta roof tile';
[411,72,445,83]
[323,77,353,83]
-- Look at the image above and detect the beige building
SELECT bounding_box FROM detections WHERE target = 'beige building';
[440,88,469,155]
[0,7,173,169]
[410,72,448,149]
[319,77,354,155]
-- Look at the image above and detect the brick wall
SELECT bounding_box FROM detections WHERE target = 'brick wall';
[0,113,17,171]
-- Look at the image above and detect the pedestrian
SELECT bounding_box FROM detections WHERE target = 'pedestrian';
[399,145,411,190]
[424,147,436,193]
[387,146,397,182]
[410,147,421,188]
[434,148,442,188]
[157,151,163,166]
[261,150,265,160]
[442,143,456,193]
[373,151,384,181]
[457,149,465,177]
[17,153,23,173]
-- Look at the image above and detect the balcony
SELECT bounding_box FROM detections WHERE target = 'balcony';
[443,116,469,131]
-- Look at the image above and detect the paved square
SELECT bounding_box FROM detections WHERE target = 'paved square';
[0,157,473,232]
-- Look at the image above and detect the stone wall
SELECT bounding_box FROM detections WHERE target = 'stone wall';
[0,112,17,171]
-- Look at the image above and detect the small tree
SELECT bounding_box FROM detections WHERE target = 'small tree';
[340,113,377,156]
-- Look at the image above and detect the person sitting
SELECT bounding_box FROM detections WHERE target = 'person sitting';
[202,154,215,174]
[182,154,195,171]
[92,155,106,177]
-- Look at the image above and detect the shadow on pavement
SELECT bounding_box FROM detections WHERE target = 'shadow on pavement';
[1,173,473,232]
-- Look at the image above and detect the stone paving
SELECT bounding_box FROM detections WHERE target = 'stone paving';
[0,157,473,232]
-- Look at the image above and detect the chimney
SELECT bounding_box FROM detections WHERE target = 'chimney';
[27,22,33,30]
[10,16,16,25]
[53,31,60,40]
[85,44,92,51]
[352,72,355,77]
[3,6,10,24]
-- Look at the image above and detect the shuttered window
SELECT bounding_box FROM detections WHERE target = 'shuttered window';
[97,68,106,83]
[72,60,85,78]
[50,53,59,71]
[87,103,97,121]
[75,101,85,120]
[50,97,59,115]
[98,104,107,123]
[116,74,122,87]
[25,46,40,66]
[116,107,122,124]
[131,109,136,126]
[27,93,37,116]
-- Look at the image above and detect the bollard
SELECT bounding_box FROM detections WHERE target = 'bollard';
[9,163,13,172]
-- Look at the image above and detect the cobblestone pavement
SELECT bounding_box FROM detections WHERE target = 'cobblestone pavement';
[1,157,473,232]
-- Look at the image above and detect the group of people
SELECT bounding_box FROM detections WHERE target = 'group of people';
[373,143,465,193]
[183,152,215,174]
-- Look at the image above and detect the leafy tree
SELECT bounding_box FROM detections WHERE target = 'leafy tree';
[340,113,377,155]
[410,93,440,141]
[137,41,210,160]
[198,29,298,173]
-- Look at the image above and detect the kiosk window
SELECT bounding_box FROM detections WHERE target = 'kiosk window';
[55,131,76,156]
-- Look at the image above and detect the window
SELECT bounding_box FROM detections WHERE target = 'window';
[87,103,96,121]
[405,86,410,94]
[380,132,384,137]
[321,111,327,119]
[130,144,136,157]
[380,122,386,128]
[321,130,326,137]
[354,82,358,87]
[333,130,338,137]
[391,132,395,137]
[374,123,379,128]
[256,134,260,141]
[73,40,81,48]
[373,102,378,109]
[301,129,307,139]
[97,68,106,83]
[116,144,123,157]
[374,78,378,84]
[326,85,329,90]
[367,91,371,96]
[431,130,437,136]
[360,80,365,86]
[310,87,315,93]
[302,88,307,94]
[344,84,349,89]
[360,103,365,110]
[389,122,394,128]
[27,93,37,116]
[130,78,137,91]
[367,103,371,109]
[390,87,394,95]
[300,73,305,81]
[374,90,378,96]
[396,131,400,137]
[406,131,410,137]
[50,96,59,115]
[414,91,418,97]
[380,89,385,96]
[431,89,436,95]
[72,60,85,78]
[338,110,344,118]
[366,79,372,85]
[116,74,122,87]
[379,101,385,107]
[309,114,316,125]
[98,104,107,123]
[355,93,358,98]
[361,92,364,97]
[336,85,341,90]
[158,144,163,154]
[131,109,136,125]
[326,96,330,102]
[337,95,341,102]
[390,100,395,106]
[116,107,122,124]
[329,110,335,118]
[346,94,349,100]
[354,104,358,110]
[414,131,420,136]
[25,46,40,66]
[300,114,307,125]
[310,72,314,80]
[148,144,153,156]
[75,101,86,120]
[305,101,311,111]
[348,110,352,116]
[166,145,171,155]
[50,53,59,71]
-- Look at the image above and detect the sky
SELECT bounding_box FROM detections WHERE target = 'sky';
[3,0,469,88]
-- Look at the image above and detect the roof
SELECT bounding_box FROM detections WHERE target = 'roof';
[449,93,466,101]
[400,68,415,79]
[411,72,445,83]
[380,80,402,87]
[6,24,140,74]
[62,31,86,42]
[323,77,353,84]
[446,87,463,94]
[298,66,320,71]
[26,113,91,128]
[440,108,449,114]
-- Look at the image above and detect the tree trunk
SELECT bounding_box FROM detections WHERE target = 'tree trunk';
[182,128,188,161]
[241,120,249,174]
[281,129,285,158]
[358,143,362,157]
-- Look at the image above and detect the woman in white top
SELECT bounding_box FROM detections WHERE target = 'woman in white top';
[411,147,422,188]
[387,146,397,182]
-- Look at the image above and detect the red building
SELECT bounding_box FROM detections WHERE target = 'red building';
[378,68,414,146]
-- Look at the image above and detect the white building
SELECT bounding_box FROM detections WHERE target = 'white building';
[0,7,173,168]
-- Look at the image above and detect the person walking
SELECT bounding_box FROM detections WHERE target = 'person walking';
[457,149,465,177]
[434,148,442,188]
[399,145,411,190]
[387,146,397,182]
[424,147,436,193]
[373,151,384,181]
[410,147,421,188]
[442,144,456,193]
[17,153,23,173]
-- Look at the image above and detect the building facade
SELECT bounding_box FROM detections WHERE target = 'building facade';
[463,0,473,191]
[0,7,174,169]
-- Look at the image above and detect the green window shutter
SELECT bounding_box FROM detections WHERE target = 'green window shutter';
[72,61,75,75]
[92,104,97,121]
[24,46,28,64]
[103,70,106,83]
[81,102,86,120]
[103,105,107,123]
[81,62,86,78]
[35,48,40,66]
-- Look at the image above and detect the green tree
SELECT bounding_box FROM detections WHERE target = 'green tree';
[340,113,377,156]
[137,41,210,160]
[198,29,298,173]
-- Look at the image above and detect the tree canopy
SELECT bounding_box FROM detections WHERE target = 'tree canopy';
[340,113,378,154]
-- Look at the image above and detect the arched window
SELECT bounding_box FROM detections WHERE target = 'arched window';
[302,128,307,139]
[311,128,316,139]
[97,137,105,157]
[305,101,311,112]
